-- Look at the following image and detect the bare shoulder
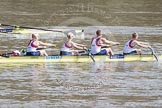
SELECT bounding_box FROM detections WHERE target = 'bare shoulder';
[133,40,139,45]
[38,41,43,44]
[69,41,75,45]
[133,40,138,43]
[101,37,107,41]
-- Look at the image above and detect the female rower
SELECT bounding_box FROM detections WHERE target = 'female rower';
[60,32,87,56]
[26,33,56,56]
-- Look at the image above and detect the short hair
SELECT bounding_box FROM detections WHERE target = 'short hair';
[67,32,74,39]
[96,30,101,35]
[32,33,39,39]
[132,32,138,38]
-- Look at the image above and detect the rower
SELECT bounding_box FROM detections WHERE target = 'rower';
[91,30,120,56]
[60,32,87,56]
[123,32,151,55]
[26,33,56,56]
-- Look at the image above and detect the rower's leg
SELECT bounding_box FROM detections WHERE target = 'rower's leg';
[106,48,113,56]
[40,50,48,56]
[72,51,78,55]
[136,49,141,54]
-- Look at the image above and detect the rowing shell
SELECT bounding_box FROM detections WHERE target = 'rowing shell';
[0,28,83,34]
[0,54,161,63]
[0,28,85,39]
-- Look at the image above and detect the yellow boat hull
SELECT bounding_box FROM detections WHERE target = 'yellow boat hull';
[0,55,161,63]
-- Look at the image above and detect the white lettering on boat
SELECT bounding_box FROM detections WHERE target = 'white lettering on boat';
[45,56,61,60]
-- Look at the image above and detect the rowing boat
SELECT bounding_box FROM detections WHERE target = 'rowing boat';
[0,54,161,63]
[0,23,85,39]
[0,28,85,39]
[0,28,84,34]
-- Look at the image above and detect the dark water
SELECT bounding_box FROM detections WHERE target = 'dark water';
[0,0,162,108]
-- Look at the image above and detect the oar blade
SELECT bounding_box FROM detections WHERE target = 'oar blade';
[149,47,158,62]
[85,48,95,62]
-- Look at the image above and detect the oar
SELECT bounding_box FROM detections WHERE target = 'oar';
[36,48,59,51]
[0,23,84,35]
[148,47,158,62]
[85,48,95,62]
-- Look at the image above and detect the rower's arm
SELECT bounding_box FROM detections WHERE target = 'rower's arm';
[102,38,120,45]
[73,42,86,47]
[138,41,149,45]
[135,41,150,48]
[72,42,86,50]
[39,41,56,47]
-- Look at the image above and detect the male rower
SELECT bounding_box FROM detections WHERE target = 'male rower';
[26,33,56,56]
[60,32,87,56]
[123,32,151,55]
[91,30,120,56]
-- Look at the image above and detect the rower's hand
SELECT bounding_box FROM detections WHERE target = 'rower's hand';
[83,46,87,50]
[148,45,151,48]
[85,48,91,53]
[52,44,57,47]
[115,42,120,45]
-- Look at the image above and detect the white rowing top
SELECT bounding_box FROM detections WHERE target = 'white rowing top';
[123,40,136,53]
[91,37,101,54]
[27,40,38,52]
[61,41,73,52]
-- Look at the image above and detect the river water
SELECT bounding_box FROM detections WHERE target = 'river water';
[0,0,162,108]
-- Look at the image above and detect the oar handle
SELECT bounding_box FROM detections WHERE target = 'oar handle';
[85,48,91,53]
